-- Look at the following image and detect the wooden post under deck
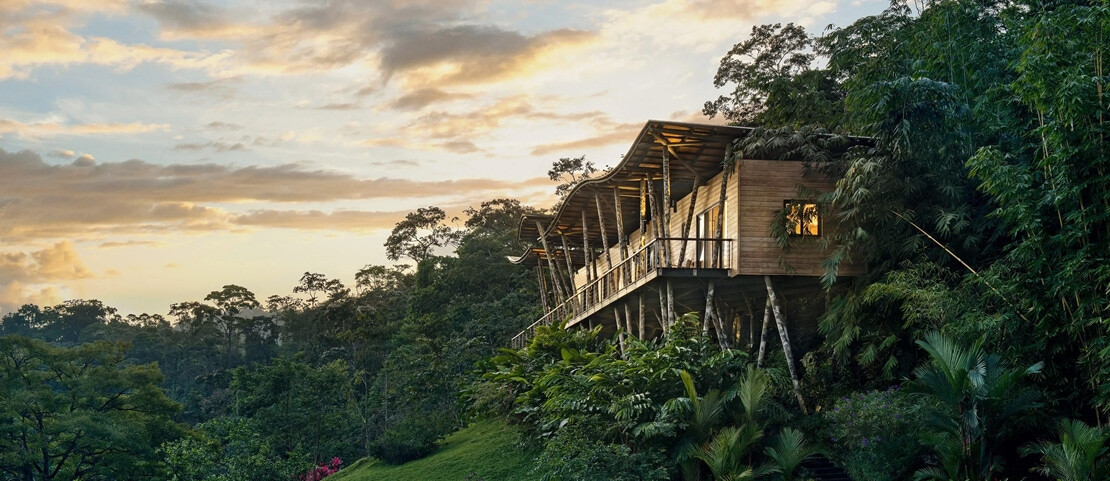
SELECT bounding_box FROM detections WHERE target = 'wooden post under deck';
[764,275,807,414]
[536,266,550,314]
[559,233,578,311]
[535,220,569,308]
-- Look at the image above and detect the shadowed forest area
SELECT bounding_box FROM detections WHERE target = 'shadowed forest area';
[5,0,1110,480]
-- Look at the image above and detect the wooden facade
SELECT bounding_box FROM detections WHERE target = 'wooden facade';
[510,120,863,358]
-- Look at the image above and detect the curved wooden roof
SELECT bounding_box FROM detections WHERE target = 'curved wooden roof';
[512,120,754,267]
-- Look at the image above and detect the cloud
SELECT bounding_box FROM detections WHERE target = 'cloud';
[166,78,242,99]
[0,119,169,138]
[387,88,473,111]
[172,140,246,152]
[98,240,164,248]
[0,241,93,313]
[232,209,409,231]
[0,148,556,242]
[0,5,221,79]
[205,121,243,130]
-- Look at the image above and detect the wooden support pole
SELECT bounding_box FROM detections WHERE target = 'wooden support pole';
[703,281,715,336]
[764,275,807,414]
[612,187,628,260]
[678,174,702,266]
[756,299,772,367]
[666,279,675,326]
[581,210,596,283]
[536,266,550,313]
[661,150,673,265]
[624,302,634,340]
[712,300,729,349]
[535,221,569,307]
[713,146,734,267]
[646,175,662,268]
[613,307,626,356]
[595,192,613,272]
[555,235,581,311]
[657,286,668,331]
[638,293,645,340]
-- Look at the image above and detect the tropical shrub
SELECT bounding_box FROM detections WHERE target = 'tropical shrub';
[533,426,669,481]
[824,386,926,481]
[1023,419,1110,481]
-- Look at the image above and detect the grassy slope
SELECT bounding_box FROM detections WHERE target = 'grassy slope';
[329,419,542,481]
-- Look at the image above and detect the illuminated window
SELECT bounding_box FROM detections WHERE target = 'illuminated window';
[785,201,820,236]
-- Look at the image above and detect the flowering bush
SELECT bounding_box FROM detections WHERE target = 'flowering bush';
[300,457,343,481]
[823,387,926,481]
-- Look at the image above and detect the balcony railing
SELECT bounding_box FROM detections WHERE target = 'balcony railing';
[511,237,731,349]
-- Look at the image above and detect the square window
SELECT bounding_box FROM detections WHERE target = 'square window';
[785,201,820,236]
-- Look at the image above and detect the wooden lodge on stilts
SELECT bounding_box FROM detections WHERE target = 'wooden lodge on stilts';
[509,120,865,411]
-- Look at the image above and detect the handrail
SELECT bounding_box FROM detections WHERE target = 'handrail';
[511,236,732,349]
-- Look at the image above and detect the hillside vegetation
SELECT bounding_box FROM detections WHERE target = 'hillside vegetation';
[330,419,541,481]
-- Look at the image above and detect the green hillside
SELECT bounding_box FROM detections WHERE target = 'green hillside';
[329,419,542,481]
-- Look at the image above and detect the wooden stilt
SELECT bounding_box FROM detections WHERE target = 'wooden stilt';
[657,286,668,331]
[757,299,772,367]
[595,192,613,272]
[666,279,675,326]
[624,302,634,340]
[536,266,550,313]
[764,275,807,414]
[581,210,594,283]
[612,186,628,283]
[703,281,715,336]
[613,307,626,355]
[535,221,568,306]
[678,174,701,265]
[638,293,645,340]
[713,146,734,265]
[646,175,662,269]
[559,234,579,311]
[661,151,672,265]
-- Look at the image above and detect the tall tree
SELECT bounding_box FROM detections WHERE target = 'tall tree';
[384,206,460,263]
[0,336,182,480]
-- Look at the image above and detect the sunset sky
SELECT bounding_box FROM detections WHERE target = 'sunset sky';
[0,0,887,316]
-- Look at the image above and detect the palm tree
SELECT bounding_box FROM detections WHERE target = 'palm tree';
[907,332,1043,481]
[1023,419,1110,481]
[765,428,817,481]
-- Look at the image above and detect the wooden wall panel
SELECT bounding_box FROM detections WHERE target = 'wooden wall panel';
[735,159,863,277]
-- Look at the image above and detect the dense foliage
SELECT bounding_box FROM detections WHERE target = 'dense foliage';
[4,1,1110,479]
[0,198,541,480]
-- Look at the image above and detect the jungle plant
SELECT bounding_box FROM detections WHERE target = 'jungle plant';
[907,332,1043,481]
[1022,419,1110,481]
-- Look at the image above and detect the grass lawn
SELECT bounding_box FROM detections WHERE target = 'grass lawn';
[328,419,543,481]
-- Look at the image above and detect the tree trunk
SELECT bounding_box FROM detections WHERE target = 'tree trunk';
[764,276,807,414]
